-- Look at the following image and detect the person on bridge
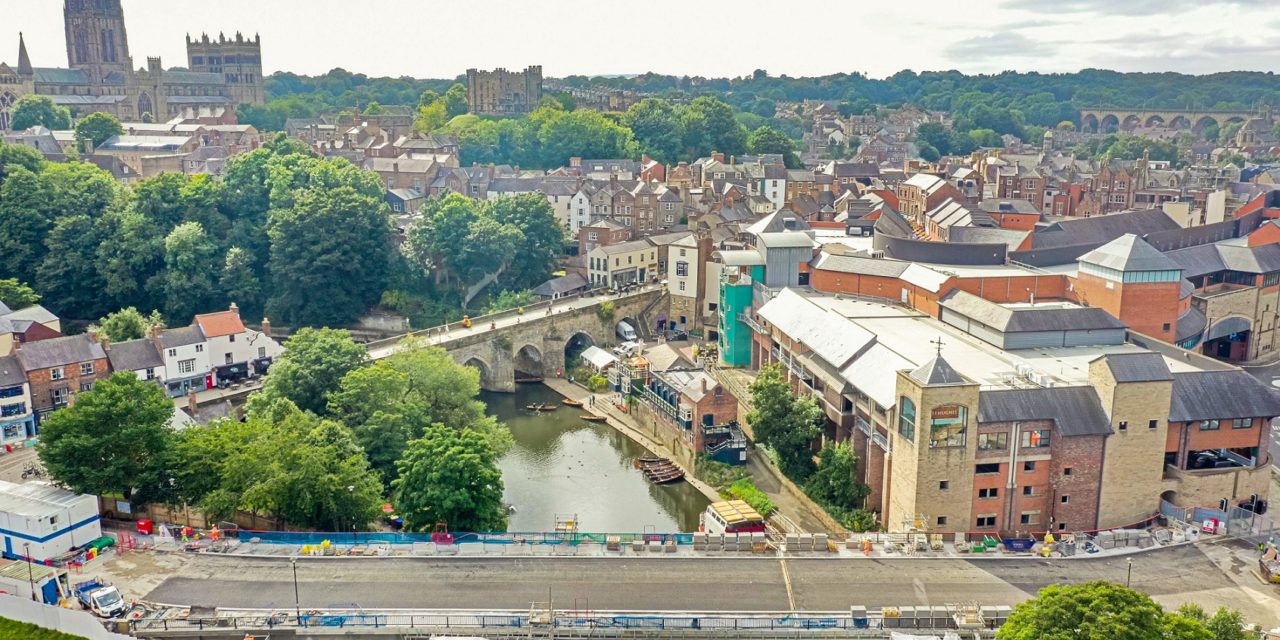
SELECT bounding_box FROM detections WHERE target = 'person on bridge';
[490,321,497,330]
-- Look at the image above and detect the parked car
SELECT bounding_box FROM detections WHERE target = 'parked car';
[75,579,126,618]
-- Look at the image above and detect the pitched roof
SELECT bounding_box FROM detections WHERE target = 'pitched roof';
[194,310,246,338]
[1169,370,1280,422]
[597,239,654,255]
[158,325,206,349]
[1099,352,1172,383]
[4,304,56,326]
[1078,234,1180,272]
[977,387,1112,436]
[909,355,968,386]
[1031,209,1181,250]
[32,67,89,84]
[0,355,25,387]
[105,339,164,372]
[14,335,105,371]
[532,273,588,297]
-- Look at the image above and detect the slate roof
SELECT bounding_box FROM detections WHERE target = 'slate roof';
[1100,352,1172,383]
[532,273,588,297]
[0,355,25,387]
[977,387,1112,436]
[105,339,163,372]
[1031,209,1181,250]
[939,291,1126,333]
[162,70,226,85]
[597,239,654,256]
[1166,242,1280,278]
[1168,370,1280,422]
[810,254,911,278]
[158,325,206,349]
[32,67,89,84]
[4,305,56,326]
[909,355,968,386]
[1176,306,1208,343]
[14,335,105,371]
[946,226,1030,249]
[1078,234,1181,272]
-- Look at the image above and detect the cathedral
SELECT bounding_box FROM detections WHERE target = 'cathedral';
[0,0,264,130]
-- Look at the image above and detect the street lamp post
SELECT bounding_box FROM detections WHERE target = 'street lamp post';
[23,542,36,602]
[291,557,301,623]
[1126,558,1133,588]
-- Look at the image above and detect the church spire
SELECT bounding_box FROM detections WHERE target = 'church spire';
[17,32,32,76]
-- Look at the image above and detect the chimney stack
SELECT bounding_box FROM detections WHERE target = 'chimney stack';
[261,317,272,337]
[701,377,708,394]
[229,301,239,314]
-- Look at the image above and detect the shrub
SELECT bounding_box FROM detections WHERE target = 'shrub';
[587,375,610,392]
[724,478,776,518]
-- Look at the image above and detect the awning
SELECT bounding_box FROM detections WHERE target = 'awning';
[1204,316,1251,342]
[581,346,618,370]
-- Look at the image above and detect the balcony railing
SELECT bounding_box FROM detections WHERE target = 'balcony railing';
[738,313,767,334]
[856,415,873,437]
[871,430,890,452]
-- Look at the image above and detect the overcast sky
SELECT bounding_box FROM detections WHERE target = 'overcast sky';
[3,0,1278,80]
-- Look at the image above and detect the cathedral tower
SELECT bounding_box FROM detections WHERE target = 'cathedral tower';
[64,0,132,82]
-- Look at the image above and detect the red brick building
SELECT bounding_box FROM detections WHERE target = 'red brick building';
[14,334,109,422]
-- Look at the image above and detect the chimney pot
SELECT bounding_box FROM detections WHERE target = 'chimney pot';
[229,301,239,313]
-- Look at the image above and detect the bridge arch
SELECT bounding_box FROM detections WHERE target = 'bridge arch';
[1144,114,1165,128]
[1193,116,1219,134]
[1168,115,1191,130]
[564,330,596,370]
[1121,114,1142,131]
[1100,114,1120,134]
[514,343,544,379]
[461,356,496,389]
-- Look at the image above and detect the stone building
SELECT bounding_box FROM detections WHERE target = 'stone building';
[0,0,263,129]
[465,66,542,116]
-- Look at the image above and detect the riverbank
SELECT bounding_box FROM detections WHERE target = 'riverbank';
[542,379,724,506]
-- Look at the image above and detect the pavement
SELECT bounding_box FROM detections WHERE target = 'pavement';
[128,542,1280,624]
[0,445,43,483]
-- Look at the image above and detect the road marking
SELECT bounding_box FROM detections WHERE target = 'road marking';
[779,554,796,611]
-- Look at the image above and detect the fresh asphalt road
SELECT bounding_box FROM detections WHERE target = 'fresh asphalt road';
[145,544,1241,613]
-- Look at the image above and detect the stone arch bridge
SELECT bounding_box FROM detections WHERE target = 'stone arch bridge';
[1078,107,1262,134]
[366,287,667,392]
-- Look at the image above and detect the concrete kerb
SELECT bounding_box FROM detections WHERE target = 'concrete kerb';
[161,536,1203,562]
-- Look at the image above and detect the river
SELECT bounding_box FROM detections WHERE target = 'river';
[481,385,710,534]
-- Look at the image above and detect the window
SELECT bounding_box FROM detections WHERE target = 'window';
[1058,523,1068,531]
[1200,419,1220,431]
[978,488,998,499]
[195,344,204,353]
[1022,486,1033,496]
[1023,461,1036,472]
[145,368,155,380]
[1063,467,1073,476]
[678,281,686,292]
[937,516,947,526]
[976,516,996,528]
[1118,421,1128,431]
[51,387,68,407]
[168,349,177,357]
[975,463,1000,475]
[258,347,267,359]
[1232,418,1252,429]
[225,354,233,365]
[1061,495,1070,504]
[1020,513,1036,525]
[79,381,93,392]
[1020,429,1050,448]
[178,359,196,375]
[50,367,64,381]
[589,232,598,241]
[939,481,950,491]
[0,403,26,418]
[977,432,1008,450]
[229,335,236,343]
[0,386,21,399]
[679,248,687,258]
[1162,323,1171,332]
[897,397,916,442]
[676,262,689,277]
[80,362,94,376]
[2,422,22,438]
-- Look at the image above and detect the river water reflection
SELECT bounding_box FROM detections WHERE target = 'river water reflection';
[482,385,710,533]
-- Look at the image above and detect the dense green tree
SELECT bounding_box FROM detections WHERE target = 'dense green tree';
[0,141,46,181]
[0,168,49,284]
[915,122,952,155]
[996,581,1167,640]
[443,83,469,118]
[38,373,175,503]
[254,328,368,415]
[414,100,448,133]
[176,400,383,529]
[393,424,506,532]
[405,193,477,285]
[804,443,868,510]
[220,247,262,318]
[36,161,120,220]
[9,95,72,131]
[92,307,164,342]
[537,108,636,167]
[267,184,392,326]
[0,279,39,311]
[747,125,801,168]
[484,195,563,290]
[74,112,124,148]
[747,364,822,480]
[96,209,166,312]
[683,96,748,157]
[163,222,221,323]
[624,98,686,163]
[37,214,107,319]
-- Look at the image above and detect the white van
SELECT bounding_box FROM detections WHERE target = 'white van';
[616,320,638,342]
